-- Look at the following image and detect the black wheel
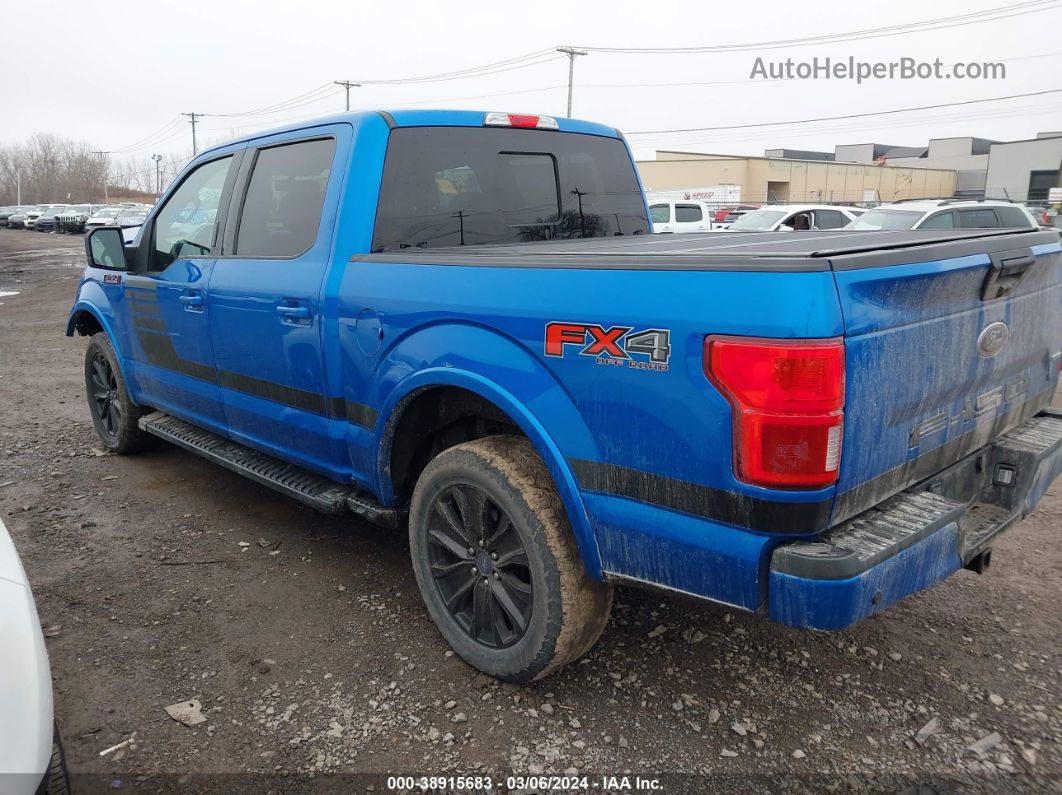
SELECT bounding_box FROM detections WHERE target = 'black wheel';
[409,436,613,682]
[84,334,152,453]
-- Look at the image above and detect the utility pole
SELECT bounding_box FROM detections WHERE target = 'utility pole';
[334,80,360,112]
[556,47,587,117]
[16,170,21,205]
[92,150,110,203]
[151,154,163,196]
[182,112,201,156]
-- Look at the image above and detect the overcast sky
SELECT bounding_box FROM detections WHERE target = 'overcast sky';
[2,0,1060,163]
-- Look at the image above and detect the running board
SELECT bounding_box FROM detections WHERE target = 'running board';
[138,411,401,527]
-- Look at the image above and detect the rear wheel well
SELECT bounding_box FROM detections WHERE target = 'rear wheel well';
[387,386,522,504]
[72,311,104,337]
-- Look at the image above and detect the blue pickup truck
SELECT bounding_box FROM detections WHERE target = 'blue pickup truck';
[68,109,1062,682]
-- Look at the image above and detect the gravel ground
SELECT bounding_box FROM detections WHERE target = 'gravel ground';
[0,230,1059,794]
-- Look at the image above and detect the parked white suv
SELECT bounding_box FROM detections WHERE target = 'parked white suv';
[0,517,68,795]
[24,205,68,231]
[845,199,1039,231]
[714,204,864,232]
[649,199,714,233]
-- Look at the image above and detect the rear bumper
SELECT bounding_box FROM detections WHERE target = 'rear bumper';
[769,409,1062,630]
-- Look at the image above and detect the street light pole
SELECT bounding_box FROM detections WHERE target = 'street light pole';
[556,47,588,117]
[151,154,163,196]
[334,80,361,112]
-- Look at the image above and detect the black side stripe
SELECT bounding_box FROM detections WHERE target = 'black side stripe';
[133,316,165,332]
[136,329,214,382]
[570,459,832,535]
[124,277,158,290]
[133,329,377,428]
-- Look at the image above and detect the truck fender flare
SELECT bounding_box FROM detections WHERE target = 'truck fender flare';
[66,295,135,388]
[373,361,604,579]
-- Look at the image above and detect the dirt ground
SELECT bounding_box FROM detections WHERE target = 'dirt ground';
[0,230,1059,794]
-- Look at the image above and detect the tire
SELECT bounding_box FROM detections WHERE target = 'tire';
[84,334,153,454]
[43,723,70,795]
[409,435,613,682]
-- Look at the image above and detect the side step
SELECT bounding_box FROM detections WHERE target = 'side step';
[139,411,401,527]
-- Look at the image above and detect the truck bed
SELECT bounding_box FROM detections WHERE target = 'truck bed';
[359,228,1061,271]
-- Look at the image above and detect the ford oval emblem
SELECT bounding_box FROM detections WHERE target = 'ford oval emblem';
[977,321,1009,358]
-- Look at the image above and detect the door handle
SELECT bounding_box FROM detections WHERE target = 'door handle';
[276,305,310,320]
[179,294,203,307]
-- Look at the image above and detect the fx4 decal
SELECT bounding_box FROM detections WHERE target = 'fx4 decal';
[544,322,671,371]
[103,273,122,284]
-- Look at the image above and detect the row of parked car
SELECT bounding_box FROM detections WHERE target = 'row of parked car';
[649,198,1045,234]
[0,203,151,233]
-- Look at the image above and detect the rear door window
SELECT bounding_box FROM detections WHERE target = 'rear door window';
[675,204,703,223]
[235,137,336,257]
[919,211,955,229]
[812,209,848,229]
[957,208,1000,228]
[372,127,650,251]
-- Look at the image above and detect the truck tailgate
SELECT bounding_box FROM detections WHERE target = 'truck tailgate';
[829,229,1062,524]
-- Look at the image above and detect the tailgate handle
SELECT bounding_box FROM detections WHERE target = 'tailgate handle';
[982,249,1035,300]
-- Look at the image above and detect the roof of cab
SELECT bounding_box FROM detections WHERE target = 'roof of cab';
[198,109,623,157]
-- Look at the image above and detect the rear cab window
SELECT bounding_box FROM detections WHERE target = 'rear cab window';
[372,127,649,251]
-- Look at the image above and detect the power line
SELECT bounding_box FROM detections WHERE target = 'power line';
[576,0,1061,53]
[201,84,338,118]
[110,116,186,154]
[355,48,556,84]
[626,87,1062,135]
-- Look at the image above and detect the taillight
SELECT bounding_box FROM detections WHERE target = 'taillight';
[704,336,845,490]
[484,112,559,130]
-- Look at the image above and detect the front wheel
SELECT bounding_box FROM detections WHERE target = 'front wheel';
[83,334,152,454]
[409,435,613,682]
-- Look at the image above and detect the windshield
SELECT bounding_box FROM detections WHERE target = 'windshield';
[94,208,122,218]
[372,127,649,251]
[119,210,147,220]
[845,208,922,230]
[66,205,90,213]
[728,209,788,231]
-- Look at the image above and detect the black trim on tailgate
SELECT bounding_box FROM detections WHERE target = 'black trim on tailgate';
[570,459,832,534]
[832,386,1055,524]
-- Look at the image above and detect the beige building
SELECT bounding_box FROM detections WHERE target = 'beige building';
[638,150,957,204]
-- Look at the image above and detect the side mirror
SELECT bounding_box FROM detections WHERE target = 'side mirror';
[86,227,129,270]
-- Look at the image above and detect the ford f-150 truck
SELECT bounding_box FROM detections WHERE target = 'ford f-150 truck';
[68,109,1062,682]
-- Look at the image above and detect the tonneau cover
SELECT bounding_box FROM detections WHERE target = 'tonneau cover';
[358,228,1061,271]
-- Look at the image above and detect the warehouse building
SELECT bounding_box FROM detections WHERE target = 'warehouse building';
[637,150,956,204]
[984,133,1062,201]
[819,133,1060,201]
